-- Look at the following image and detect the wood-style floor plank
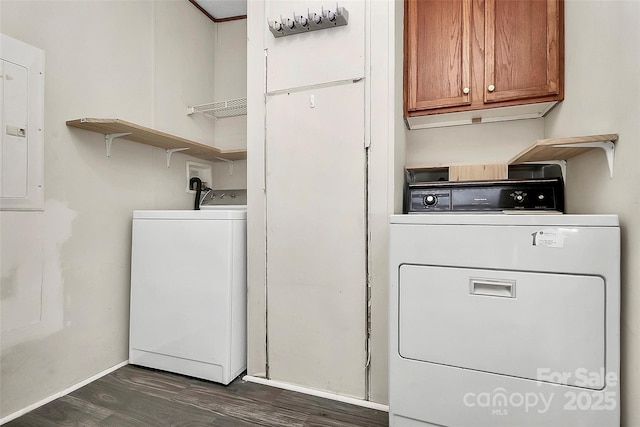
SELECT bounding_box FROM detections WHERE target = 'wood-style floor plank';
[274,391,388,427]
[5,365,389,427]
[97,412,152,427]
[3,413,61,427]
[69,377,221,426]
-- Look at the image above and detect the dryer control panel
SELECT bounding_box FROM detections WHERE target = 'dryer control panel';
[405,178,564,213]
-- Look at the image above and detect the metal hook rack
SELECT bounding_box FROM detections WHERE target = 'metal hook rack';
[268,4,348,38]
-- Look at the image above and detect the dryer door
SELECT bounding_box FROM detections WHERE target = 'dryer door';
[398,264,606,389]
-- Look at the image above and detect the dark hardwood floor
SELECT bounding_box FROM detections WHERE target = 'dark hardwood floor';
[5,365,389,427]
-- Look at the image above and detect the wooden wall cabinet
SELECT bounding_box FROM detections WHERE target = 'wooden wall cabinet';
[404,0,564,129]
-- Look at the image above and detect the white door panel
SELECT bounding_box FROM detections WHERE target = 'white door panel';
[265,0,365,92]
[266,81,366,398]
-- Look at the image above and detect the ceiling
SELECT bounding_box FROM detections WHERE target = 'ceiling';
[192,0,247,21]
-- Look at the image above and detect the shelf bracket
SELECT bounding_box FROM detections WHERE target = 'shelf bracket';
[187,106,219,120]
[215,157,234,175]
[552,140,616,178]
[166,148,189,168]
[104,132,131,157]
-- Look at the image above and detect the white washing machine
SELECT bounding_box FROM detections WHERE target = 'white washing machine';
[129,206,246,385]
[389,214,620,427]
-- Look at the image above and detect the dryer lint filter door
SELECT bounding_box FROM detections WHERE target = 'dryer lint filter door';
[398,264,605,389]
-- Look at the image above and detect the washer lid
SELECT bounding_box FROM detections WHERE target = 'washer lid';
[133,207,246,220]
[390,213,619,227]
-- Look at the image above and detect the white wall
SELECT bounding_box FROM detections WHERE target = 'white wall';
[246,0,268,378]
[367,0,403,404]
[214,19,248,152]
[405,119,544,165]
[0,1,244,419]
[544,2,640,425]
[213,19,248,189]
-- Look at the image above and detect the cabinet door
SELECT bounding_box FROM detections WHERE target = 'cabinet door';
[484,0,563,103]
[405,0,472,111]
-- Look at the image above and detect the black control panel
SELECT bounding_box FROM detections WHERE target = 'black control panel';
[405,178,564,213]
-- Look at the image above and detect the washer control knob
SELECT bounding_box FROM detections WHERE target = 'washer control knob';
[515,194,524,202]
[424,194,437,206]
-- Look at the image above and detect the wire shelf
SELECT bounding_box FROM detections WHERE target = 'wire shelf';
[188,98,247,118]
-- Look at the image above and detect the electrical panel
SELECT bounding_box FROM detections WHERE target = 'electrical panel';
[1,34,45,211]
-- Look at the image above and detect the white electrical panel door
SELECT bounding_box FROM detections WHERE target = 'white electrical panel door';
[1,60,28,198]
[265,81,367,398]
[0,34,44,211]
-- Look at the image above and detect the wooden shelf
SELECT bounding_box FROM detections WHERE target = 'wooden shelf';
[66,118,247,163]
[510,133,618,178]
[509,134,618,164]
[406,134,618,181]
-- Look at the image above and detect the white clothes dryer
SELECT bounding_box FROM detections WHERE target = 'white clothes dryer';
[389,214,620,427]
[129,206,246,385]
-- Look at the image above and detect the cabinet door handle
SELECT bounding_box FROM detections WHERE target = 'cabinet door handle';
[487,84,495,92]
[462,87,470,95]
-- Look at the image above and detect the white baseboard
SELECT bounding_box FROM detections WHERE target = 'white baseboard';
[242,375,389,412]
[0,360,129,425]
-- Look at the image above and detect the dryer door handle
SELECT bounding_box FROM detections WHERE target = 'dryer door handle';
[469,279,516,298]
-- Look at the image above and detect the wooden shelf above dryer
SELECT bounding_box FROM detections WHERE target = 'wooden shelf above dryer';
[510,134,618,178]
[66,118,247,166]
[406,134,619,182]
